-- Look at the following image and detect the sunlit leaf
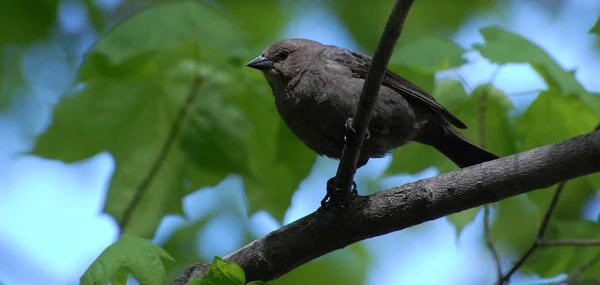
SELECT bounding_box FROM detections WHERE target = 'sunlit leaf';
[84,1,246,66]
[80,234,175,285]
[33,78,190,237]
[475,26,600,116]
[390,36,466,73]
[516,89,597,152]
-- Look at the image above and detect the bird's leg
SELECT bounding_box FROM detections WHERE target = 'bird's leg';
[320,119,370,209]
[344,118,370,146]
[320,178,358,209]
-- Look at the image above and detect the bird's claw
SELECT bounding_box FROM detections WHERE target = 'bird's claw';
[344,118,370,144]
[320,178,358,210]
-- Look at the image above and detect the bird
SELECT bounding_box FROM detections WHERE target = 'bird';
[246,38,499,207]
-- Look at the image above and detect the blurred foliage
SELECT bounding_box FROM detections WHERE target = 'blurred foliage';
[80,234,175,285]
[0,0,59,45]
[328,0,502,52]
[591,17,600,35]
[0,0,597,284]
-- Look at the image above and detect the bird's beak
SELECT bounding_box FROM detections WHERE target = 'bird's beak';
[246,55,274,70]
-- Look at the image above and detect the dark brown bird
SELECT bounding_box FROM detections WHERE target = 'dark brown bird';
[247,38,499,203]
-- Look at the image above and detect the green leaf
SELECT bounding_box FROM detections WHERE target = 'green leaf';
[590,17,600,35]
[84,1,246,67]
[181,69,316,221]
[186,257,246,285]
[450,84,517,157]
[328,0,498,52]
[491,195,541,252]
[33,78,189,237]
[385,79,467,175]
[0,47,26,111]
[475,26,600,116]
[0,0,59,45]
[162,216,213,267]
[85,0,105,32]
[446,207,480,237]
[388,65,435,94]
[528,176,597,222]
[80,234,175,285]
[33,1,252,237]
[270,243,369,285]
[516,89,598,151]
[386,80,515,176]
[522,220,600,278]
[231,78,316,220]
[390,36,466,73]
[215,0,293,47]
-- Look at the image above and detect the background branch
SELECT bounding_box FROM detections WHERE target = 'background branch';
[498,181,566,284]
[334,0,415,193]
[171,129,600,285]
[499,123,600,284]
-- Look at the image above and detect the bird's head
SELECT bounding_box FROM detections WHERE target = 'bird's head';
[246,38,324,90]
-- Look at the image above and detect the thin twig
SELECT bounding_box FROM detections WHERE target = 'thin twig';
[544,253,600,285]
[118,76,203,234]
[334,0,416,193]
[507,89,545,97]
[488,65,502,85]
[478,76,503,281]
[499,123,600,284]
[539,239,600,247]
[498,181,567,284]
[485,205,503,280]
[571,278,600,284]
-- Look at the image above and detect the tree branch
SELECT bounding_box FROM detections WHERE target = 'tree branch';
[334,0,415,192]
[171,129,600,285]
[118,76,203,233]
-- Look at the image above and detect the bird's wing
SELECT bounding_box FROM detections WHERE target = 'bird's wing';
[334,49,467,129]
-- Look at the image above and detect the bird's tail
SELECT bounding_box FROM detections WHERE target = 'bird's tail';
[430,128,499,168]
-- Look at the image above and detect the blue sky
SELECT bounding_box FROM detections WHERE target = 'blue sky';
[1,1,599,284]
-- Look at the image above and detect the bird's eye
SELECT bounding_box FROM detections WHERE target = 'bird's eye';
[278,50,290,60]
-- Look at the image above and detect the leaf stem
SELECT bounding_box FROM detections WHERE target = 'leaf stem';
[118,75,203,234]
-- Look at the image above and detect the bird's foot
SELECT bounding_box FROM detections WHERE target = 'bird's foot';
[344,118,370,145]
[320,177,358,210]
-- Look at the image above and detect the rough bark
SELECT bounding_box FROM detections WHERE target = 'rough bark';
[171,129,600,285]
